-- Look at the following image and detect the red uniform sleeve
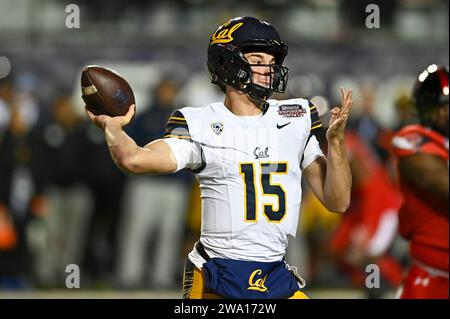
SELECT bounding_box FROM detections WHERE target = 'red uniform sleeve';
[391,124,448,159]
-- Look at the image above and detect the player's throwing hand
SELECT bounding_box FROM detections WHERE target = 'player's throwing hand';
[85,104,135,130]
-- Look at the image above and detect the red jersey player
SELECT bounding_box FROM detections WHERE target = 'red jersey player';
[391,64,449,299]
[330,130,403,296]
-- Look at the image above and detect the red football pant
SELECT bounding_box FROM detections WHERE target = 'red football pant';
[400,264,449,299]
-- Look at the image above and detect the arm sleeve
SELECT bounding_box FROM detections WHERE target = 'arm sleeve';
[162,110,204,172]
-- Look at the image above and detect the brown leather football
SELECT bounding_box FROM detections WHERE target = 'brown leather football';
[81,65,135,117]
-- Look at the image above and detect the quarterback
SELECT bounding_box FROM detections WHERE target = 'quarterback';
[86,16,352,299]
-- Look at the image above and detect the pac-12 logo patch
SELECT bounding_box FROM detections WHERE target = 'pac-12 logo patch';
[211,122,224,135]
[278,104,306,118]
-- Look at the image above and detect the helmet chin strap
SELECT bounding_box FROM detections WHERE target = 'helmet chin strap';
[248,95,269,113]
[242,83,272,113]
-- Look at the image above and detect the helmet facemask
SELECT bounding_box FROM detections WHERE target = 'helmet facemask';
[244,63,288,96]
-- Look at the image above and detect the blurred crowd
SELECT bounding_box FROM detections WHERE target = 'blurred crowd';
[0,62,422,296]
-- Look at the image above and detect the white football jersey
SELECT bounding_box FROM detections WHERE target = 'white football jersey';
[163,98,324,269]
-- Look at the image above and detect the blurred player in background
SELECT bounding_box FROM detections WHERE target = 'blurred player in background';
[329,130,403,298]
[117,79,193,289]
[0,74,47,288]
[0,76,17,255]
[391,64,449,299]
[85,16,352,299]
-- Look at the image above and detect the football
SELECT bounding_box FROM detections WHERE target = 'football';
[81,65,135,117]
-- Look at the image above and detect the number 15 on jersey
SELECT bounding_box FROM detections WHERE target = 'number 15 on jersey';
[239,162,288,223]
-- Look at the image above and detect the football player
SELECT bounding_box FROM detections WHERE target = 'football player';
[391,65,449,299]
[86,16,352,299]
[330,130,403,297]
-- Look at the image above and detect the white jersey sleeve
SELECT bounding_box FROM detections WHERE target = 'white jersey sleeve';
[163,138,203,172]
[161,109,204,172]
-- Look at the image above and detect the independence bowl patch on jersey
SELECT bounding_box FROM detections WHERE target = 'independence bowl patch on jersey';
[277,104,307,118]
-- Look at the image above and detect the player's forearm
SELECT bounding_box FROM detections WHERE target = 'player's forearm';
[104,122,141,173]
[103,124,177,174]
[323,138,352,213]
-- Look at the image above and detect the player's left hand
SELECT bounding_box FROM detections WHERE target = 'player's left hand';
[326,87,353,142]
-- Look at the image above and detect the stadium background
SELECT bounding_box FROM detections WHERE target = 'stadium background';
[0,0,448,298]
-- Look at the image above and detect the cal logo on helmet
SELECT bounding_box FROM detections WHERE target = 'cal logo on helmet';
[210,22,243,45]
